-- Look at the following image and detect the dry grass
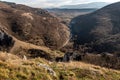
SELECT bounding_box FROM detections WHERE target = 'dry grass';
[0,52,20,61]
[10,37,51,53]
[0,52,51,79]
[51,61,120,80]
[0,52,119,80]
[56,61,120,74]
[9,37,64,59]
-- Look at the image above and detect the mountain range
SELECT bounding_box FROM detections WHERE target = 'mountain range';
[60,2,109,9]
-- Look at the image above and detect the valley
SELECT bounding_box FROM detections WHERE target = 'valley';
[0,1,120,80]
[47,8,96,26]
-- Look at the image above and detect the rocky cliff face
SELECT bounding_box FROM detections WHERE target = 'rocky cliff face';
[0,30,14,51]
[70,2,120,53]
[0,1,70,51]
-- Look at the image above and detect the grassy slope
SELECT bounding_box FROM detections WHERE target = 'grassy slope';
[9,36,64,60]
[0,52,120,80]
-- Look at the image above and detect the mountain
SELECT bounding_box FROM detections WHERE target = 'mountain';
[70,2,120,53]
[47,8,97,26]
[0,1,70,53]
[0,1,120,80]
[61,2,109,9]
[0,1,70,61]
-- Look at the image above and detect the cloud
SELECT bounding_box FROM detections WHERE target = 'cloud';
[26,0,73,8]
[1,0,120,8]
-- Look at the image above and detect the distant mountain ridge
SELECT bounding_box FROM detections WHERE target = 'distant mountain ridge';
[61,2,109,9]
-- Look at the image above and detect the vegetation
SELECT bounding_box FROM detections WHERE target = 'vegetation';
[0,52,119,80]
[0,1,120,80]
[70,2,120,53]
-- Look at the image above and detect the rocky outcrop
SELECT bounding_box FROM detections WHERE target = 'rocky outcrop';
[0,30,14,52]
[38,63,57,77]
[56,52,84,62]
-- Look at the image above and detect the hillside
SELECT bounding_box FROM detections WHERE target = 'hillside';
[0,1,120,80]
[0,1,70,51]
[0,52,120,80]
[70,2,120,53]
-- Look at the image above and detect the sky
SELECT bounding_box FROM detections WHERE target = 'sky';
[1,0,120,8]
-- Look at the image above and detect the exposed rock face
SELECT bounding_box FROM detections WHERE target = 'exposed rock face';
[70,2,120,53]
[0,1,70,50]
[0,30,14,52]
[56,52,84,62]
[63,52,83,62]
[38,63,57,77]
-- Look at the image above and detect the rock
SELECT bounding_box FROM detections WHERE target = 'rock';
[63,52,73,62]
[23,55,27,60]
[0,30,14,52]
[63,52,84,62]
[38,63,57,77]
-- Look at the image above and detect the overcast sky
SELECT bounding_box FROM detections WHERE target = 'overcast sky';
[1,0,120,8]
